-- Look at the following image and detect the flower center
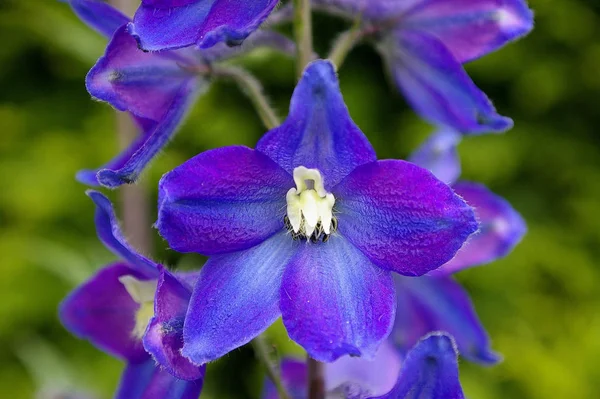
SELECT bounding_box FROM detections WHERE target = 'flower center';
[285,166,337,242]
[119,275,158,340]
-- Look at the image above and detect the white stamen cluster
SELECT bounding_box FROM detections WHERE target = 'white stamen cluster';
[119,275,158,340]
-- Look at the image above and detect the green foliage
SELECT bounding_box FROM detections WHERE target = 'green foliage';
[0,0,598,397]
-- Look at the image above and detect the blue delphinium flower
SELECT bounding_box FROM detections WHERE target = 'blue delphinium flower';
[129,0,280,51]
[66,0,294,188]
[315,0,533,134]
[263,333,465,399]
[156,60,478,364]
[59,191,204,398]
[391,129,527,364]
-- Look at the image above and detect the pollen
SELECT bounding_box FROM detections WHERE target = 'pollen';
[119,275,158,340]
[285,166,337,242]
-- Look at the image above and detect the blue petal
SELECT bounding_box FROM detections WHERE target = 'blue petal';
[280,235,396,362]
[381,29,513,134]
[256,60,377,190]
[372,333,465,399]
[394,275,500,365]
[87,191,158,276]
[409,129,462,185]
[182,233,298,365]
[65,0,130,38]
[116,359,204,399]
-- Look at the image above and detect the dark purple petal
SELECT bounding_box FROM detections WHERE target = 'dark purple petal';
[116,359,203,399]
[372,333,465,399]
[404,0,534,63]
[131,0,279,51]
[280,235,396,362]
[263,359,307,399]
[394,275,500,365]
[409,129,462,185]
[434,182,527,275]
[380,29,512,134]
[256,60,377,189]
[334,160,478,276]
[65,0,130,38]
[87,190,158,275]
[157,146,292,255]
[182,233,298,365]
[59,263,149,363]
[143,267,204,381]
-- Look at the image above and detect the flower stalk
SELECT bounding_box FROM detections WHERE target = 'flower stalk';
[293,0,313,79]
[327,22,364,69]
[252,335,292,399]
[308,356,326,399]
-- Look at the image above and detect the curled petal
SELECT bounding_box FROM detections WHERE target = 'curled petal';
[409,129,462,185]
[404,0,534,63]
[372,333,465,399]
[334,160,478,276]
[435,181,527,275]
[59,263,149,363]
[280,235,396,362]
[116,358,203,399]
[87,190,158,275]
[380,29,512,134]
[157,146,292,255]
[257,60,376,190]
[394,275,500,365]
[131,0,279,51]
[65,0,130,38]
[182,233,298,365]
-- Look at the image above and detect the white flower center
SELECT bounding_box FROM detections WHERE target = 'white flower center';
[285,166,336,242]
[119,275,158,340]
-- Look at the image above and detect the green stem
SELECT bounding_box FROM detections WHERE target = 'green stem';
[252,335,292,399]
[293,0,313,79]
[308,356,326,399]
[327,23,364,69]
[212,65,281,130]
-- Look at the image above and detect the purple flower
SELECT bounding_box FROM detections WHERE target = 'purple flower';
[391,129,526,364]
[316,0,533,134]
[263,333,465,399]
[59,191,204,398]
[129,0,280,51]
[156,60,478,364]
[66,0,294,188]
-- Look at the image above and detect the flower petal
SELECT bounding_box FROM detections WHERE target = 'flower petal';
[157,146,292,255]
[394,275,500,365]
[66,0,130,38]
[87,190,158,275]
[257,60,377,190]
[280,235,396,362]
[435,181,527,275]
[182,233,298,365]
[59,263,149,363]
[116,359,203,399]
[380,29,512,134]
[372,333,465,399]
[144,267,204,381]
[404,0,534,63]
[131,0,279,51]
[409,129,462,185]
[334,160,478,276]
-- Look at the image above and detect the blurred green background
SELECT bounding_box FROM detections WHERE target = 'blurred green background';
[1,0,599,398]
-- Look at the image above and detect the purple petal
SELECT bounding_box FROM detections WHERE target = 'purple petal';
[263,359,307,399]
[404,0,534,63]
[381,29,512,134]
[131,0,279,51]
[201,30,297,63]
[372,333,465,399]
[394,275,500,365]
[59,263,149,363]
[143,267,204,381]
[87,190,158,276]
[280,235,396,362]
[157,146,292,255]
[312,0,417,20]
[409,129,462,185]
[434,181,527,275]
[334,160,478,276]
[182,233,298,365]
[116,359,203,399]
[256,60,377,190]
[65,0,130,38]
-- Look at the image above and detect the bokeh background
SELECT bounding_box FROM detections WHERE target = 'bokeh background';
[1,0,599,398]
